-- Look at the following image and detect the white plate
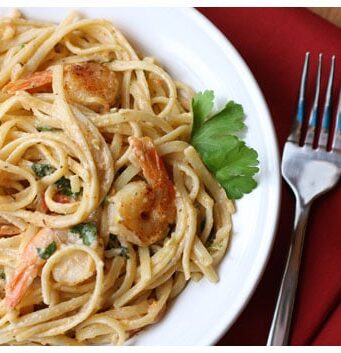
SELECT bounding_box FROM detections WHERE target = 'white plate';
[0,7,281,346]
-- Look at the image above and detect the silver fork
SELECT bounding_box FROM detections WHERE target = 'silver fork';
[267,52,341,346]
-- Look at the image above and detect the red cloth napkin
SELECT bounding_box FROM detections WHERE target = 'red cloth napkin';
[198,8,341,346]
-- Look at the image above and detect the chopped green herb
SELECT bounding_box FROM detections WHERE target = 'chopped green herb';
[205,232,215,248]
[0,268,6,280]
[105,234,129,258]
[70,222,97,246]
[205,233,222,251]
[32,163,56,178]
[36,126,61,132]
[36,241,57,260]
[209,244,223,252]
[192,90,214,135]
[55,176,71,195]
[55,176,80,198]
[119,246,129,259]
[19,43,25,49]
[190,91,259,199]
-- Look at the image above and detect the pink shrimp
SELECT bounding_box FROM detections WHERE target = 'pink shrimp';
[36,192,49,214]
[111,136,176,246]
[5,228,57,309]
[3,70,53,94]
[2,62,120,112]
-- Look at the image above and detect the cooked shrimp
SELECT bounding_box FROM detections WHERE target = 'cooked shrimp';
[52,250,96,286]
[3,70,53,94]
[53,192,71,204]
[5,228,58,309]
[111,136,176,246]
[63,62,120,111]
[37,192,49,213]
[3,62,120,112]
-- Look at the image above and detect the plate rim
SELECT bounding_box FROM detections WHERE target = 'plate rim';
[180,7,281,345]
[0,6,282,346]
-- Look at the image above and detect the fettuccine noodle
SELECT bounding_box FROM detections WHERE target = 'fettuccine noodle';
[0,10,233,345]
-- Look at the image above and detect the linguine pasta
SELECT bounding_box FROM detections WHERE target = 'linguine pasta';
[0,10,233,345]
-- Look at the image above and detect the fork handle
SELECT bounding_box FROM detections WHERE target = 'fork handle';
[267,199,311,346]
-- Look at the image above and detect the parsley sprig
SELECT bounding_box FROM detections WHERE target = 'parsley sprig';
[32,163,56,178]
[55,176,81,198]
[190,91,259,199]
[37,241,57,260]
[31,164,80,198]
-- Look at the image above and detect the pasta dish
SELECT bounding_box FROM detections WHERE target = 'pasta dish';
[0,9,258,346]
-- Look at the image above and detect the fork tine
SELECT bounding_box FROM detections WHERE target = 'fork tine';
[318,56,335,148]
[304,53,322,146]
[288,52,310,143]
[332,87,341,151]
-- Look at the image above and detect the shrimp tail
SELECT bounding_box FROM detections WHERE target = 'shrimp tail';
[111,137,176,246]
[3,70,53,94]
[5,264,38,309]
[128,136,175,200]
[37,192,49,213]
[4,228,57,308]
[128,136,176,225]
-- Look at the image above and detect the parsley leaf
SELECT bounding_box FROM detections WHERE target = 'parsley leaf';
[216,143,259,177]
[37,241,57,260]
[190,91,259,199]
[55,176,80,198]
[192,101,245,145]
[55,176,72,196]
[192,90,214,134]
[70,222,97,246]
[32,163,56,178]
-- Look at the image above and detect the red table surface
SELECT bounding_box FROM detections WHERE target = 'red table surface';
[198,8,341,346]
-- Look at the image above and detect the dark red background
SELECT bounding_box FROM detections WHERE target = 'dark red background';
[198,8,341,346]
